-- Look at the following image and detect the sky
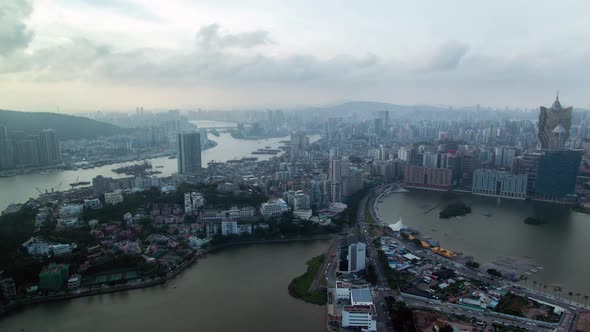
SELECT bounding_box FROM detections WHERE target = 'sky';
[1,0,589,112]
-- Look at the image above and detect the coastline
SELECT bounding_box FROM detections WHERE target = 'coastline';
[0,140,218,179]
[0,234,331,318]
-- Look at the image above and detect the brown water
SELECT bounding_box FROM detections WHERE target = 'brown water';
[379,189,590,296]
[0,241,329,332]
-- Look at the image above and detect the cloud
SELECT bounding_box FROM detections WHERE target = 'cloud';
[428,41,469,70]
[195,23,273,51]
[0,0,34,55]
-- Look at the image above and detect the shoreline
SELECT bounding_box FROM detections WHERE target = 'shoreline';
[371,186,589,309]
[0,140,218,179]
[0,235,331,318]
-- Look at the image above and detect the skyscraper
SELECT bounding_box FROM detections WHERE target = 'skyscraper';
[534,150,581,201]
[36,129,61,165]
[177,132,201,174]
[538,92,572,150]
[0,124,7,141]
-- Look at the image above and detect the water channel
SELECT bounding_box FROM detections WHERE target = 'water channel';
[0,241,329,332]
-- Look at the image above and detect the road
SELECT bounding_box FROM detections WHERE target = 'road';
[368,183,581,332]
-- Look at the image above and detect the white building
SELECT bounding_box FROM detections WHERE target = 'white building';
[185,192,206,215]
[342,288,377,332]
[104,191,124,205]
[283,190,311,210]
[346,242,366,273]
[293,209,313,220]
[52,243,74,256]
[83,198,102,210]
[187,236,204,249]
[260,199,290,218]
[59,204,84,218]
[22,237,50,257]
[205,223,218,237]
[67,275,81,290]
[221,221,252,236]
[221,221,238,236]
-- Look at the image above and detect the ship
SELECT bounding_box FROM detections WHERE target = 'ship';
[112,160,153,175]
[70,181,91,187]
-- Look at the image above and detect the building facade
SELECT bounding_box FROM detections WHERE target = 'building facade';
[403,165,452,191]
[538,93,572,150]
[472,169,528,200]
[177,132,202,174]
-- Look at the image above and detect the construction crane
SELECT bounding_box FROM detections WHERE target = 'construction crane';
[35,187,43,195]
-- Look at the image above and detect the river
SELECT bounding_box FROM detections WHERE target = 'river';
[0,240,329,332]
[378,189,590,296]
[0,121,318,211]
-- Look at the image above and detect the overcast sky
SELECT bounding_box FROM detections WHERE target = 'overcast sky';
[1,0,589,112]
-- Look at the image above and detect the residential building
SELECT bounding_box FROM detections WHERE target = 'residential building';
[36,129,61,165]
[177,132,201,174]
[403,165,452,191]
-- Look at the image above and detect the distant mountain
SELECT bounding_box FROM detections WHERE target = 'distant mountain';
[299,101,451,118]
[0,109,123,140]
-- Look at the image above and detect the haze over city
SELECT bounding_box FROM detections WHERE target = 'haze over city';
[3,2,590,332]
[2,0,590,111]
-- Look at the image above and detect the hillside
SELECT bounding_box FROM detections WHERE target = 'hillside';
[0,109,123,140]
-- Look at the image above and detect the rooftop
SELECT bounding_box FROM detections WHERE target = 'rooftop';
[351,288,373,305]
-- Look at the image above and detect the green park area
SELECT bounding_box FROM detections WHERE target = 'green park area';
[288,254,327,305]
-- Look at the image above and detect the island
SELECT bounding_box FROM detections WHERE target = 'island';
[439,201,472,219]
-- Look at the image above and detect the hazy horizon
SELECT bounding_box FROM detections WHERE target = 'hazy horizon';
[1,0,589,112]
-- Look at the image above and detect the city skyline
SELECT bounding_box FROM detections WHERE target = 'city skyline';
[2,0,590,111]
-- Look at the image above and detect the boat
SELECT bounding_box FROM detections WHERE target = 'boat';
[70,181,91,187]
[155,165,164,168]
[168,155,177,159]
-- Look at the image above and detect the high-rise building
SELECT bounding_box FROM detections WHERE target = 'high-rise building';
[0,141,15,170]
[403,165,452,191]
[14,139,39,167]
[472,169,528,200]
[36,129,61,165]
[534,150,581,202]
[538,93,572,150]
[329,159,342,183]
[177,132,201,174]
[0,124,7,141]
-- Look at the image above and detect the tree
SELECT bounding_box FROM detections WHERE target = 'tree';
[568,291,574,303]
[487,268,502,278]
[584,295,588,307]
[439,324,454,332]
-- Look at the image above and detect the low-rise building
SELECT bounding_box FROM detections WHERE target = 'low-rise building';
[22,237,50,257]
[83,198,103,209]
[260,198,290,218]
[67,275,81,290]
[104,191,124,205]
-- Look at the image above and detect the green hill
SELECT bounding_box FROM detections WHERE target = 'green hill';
[0,109,123,140]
